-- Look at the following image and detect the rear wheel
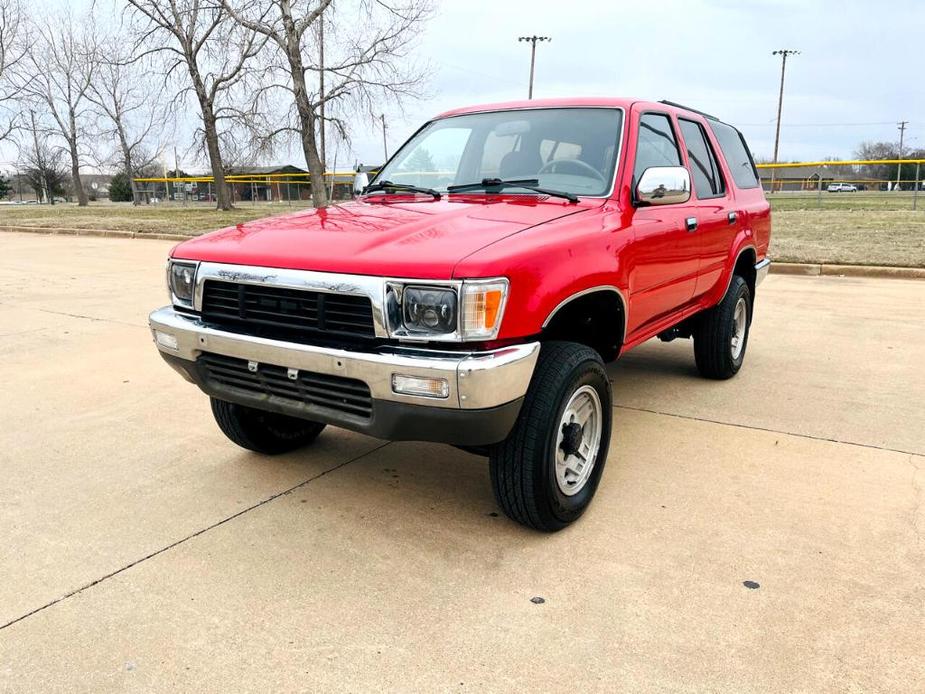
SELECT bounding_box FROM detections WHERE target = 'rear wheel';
[210,398,326,454]
[693,275,751,380]
[489,342,613,532]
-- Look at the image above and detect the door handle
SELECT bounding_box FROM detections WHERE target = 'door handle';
[727,211,738,225]
[685,217,698,232]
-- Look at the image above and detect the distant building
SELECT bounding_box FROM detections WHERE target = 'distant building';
[762,165,883,192]
[227,165,357,202]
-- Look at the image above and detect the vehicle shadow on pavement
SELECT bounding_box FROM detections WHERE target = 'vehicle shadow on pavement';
[608,339,701,381]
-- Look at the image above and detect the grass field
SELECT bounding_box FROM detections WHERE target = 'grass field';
[0,201,311,235]
[2,199,923,267]
[768,190,923,212]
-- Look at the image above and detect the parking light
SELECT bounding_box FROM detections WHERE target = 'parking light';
[391,374,450,399]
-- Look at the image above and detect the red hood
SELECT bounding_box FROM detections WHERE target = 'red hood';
[172,196,597,279]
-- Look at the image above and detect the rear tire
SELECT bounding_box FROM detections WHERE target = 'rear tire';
[693,275,751,380]
[210,398,326,454]
[489,342,613,532]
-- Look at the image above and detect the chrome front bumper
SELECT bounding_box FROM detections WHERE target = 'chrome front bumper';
[149,307,539,412]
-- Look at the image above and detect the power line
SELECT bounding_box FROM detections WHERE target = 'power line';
[739,121,901,127]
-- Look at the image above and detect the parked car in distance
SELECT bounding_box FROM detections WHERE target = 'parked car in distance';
[827,182,858,192]
[150,97,771,531]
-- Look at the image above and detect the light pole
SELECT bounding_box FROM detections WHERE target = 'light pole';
[770,49,799,193]
[518,36,551,99]
[896,120,908,191]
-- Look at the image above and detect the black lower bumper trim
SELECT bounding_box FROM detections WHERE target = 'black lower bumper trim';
[161,352,522,446]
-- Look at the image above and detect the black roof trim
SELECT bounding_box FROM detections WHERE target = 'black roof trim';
[658,100,720,122]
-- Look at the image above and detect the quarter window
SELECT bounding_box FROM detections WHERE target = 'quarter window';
[709,121,760,189]
[634,113,682,184]
[679,119,724,198]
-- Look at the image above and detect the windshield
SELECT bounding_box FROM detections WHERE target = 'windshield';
[373,108,624,197]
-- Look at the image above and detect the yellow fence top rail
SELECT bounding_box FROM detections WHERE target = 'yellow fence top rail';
[135,172,355,183]
[134,160,924,184]
[757,159,925,169]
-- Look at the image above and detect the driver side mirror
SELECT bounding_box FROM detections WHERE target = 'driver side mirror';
[635,166,691,206]
[353,172,370,196]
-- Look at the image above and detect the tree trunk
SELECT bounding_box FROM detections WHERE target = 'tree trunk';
[116,127,140,206]
[288,45,327,207]
[299,104,327,207]
[202,111,230,210]
[68,137,88,206]
[187,60,231,211]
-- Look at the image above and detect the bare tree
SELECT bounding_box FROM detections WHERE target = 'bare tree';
[125,0,265,211]
[12,13,98,206]
[18,110,68,203]
[221,0,432,207]
[89,40,169,205]
[0,0,26,142]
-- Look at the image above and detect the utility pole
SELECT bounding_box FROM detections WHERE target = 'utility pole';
[319,9,326,177]
[770,49,800,193]
[174,146,181,204]
[896,120,908,191]
[518,36,551,99]
[381,114,388,162]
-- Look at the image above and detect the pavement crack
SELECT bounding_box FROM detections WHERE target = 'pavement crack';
[0,441,391,632]
[613,404,924,458]
[909,455,924,546]
[36,308,147,329]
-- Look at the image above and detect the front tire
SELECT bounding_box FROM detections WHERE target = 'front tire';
[693,275,751,380]
[210,398,326,454]
[489,342,613,532]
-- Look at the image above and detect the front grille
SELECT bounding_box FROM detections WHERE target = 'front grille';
[199,352,373,419]
[201,280,376,342]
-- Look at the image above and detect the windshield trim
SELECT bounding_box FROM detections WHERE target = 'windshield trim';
[369,106,627,200]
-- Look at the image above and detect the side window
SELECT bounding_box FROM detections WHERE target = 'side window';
[634,113,682,183]
[709,121,760,189]
[679,119,725,198]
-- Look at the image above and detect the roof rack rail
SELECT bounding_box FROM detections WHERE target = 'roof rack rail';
[658,100,720,121]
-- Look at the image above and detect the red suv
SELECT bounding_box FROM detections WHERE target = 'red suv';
[150,98,771,531]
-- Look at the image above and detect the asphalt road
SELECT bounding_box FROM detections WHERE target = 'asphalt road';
[1,232,922,692]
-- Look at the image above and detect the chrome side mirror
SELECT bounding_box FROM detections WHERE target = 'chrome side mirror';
[353,172,370,196]
[635,166,691,206]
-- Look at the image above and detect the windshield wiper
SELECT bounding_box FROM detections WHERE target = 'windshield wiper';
[363,180,442,200]
[446,178,579,203]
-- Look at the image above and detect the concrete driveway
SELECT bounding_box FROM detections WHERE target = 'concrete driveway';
[1,232,922,692]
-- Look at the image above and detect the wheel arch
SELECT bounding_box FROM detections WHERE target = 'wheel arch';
[541,286,627,363]
[707,243,757,310]
[733,245,758,300]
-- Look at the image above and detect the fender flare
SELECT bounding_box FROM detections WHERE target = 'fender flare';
[711,243,758,306]
[541,285,629,347]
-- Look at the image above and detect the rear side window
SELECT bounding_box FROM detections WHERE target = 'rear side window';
[679,119,725,198]
[710,121,760,189]
[634,113,681,183]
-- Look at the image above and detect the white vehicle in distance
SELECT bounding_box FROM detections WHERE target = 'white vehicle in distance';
[827,182,858,192]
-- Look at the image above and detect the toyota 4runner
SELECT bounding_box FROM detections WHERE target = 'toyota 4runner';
[150,97,771,531]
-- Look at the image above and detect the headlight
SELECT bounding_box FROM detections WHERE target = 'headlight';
[387,278,508,341]
[168,261,197,307]
[401,286,458,335]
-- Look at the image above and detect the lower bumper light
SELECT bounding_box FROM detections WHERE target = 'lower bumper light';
[391,373,450,399]
[154,330,179,350]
